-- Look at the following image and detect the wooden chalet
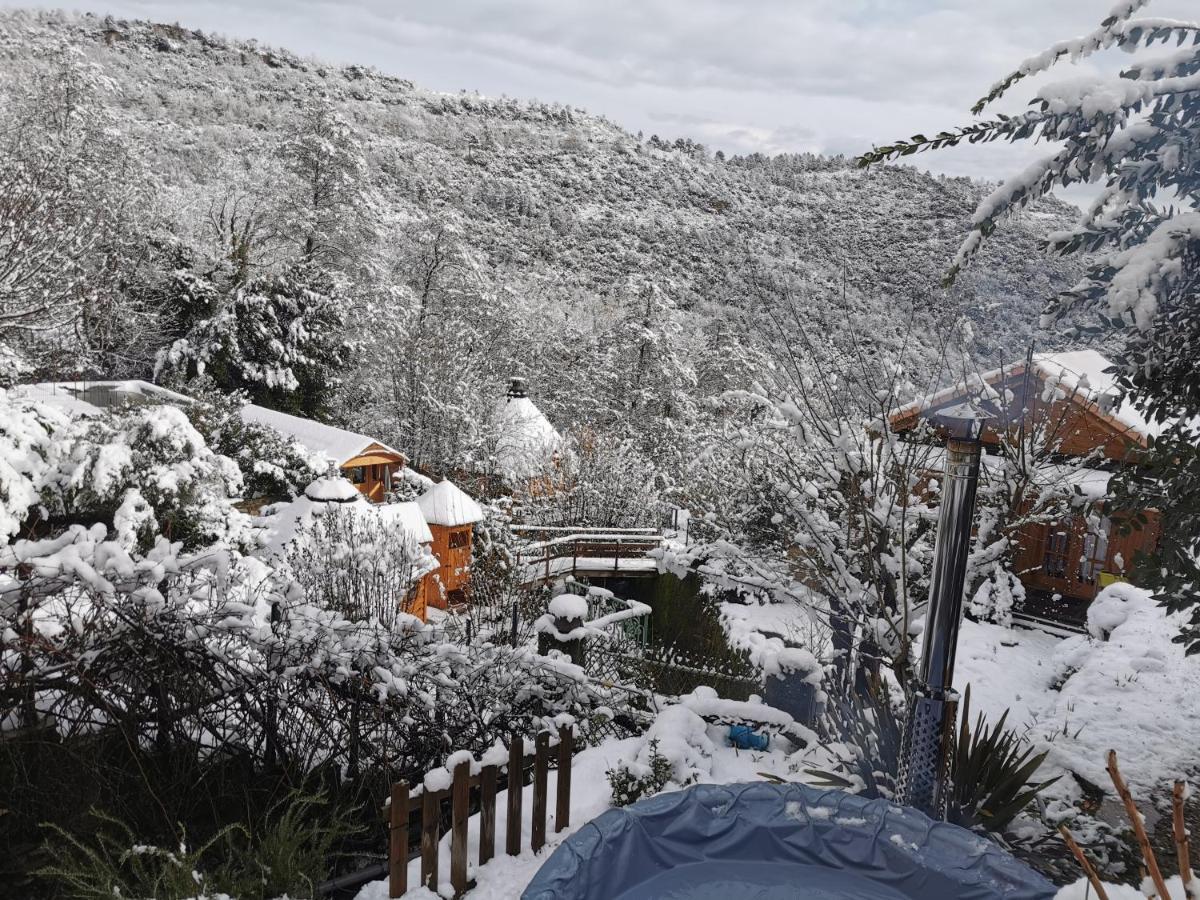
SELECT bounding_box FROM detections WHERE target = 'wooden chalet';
[889,350,1161,620]
[240,405,408,503]
[416,479,484,609]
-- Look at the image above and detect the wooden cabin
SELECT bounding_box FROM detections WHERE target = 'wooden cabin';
[239,405,407,503]
[416,479,484,609]
[889,351,1161,619]
[377,500,436,621]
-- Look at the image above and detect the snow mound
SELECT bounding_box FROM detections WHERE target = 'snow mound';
[1085,581,1143,640]
[304,475,360,502]
[548,593,588,621]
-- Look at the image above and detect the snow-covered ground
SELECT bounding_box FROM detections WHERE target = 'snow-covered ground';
[954,584,1200,798]
[354,583,1199,898]
[355,712,802,900]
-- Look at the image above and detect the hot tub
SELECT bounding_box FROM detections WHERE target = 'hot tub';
[523,782,1055,900]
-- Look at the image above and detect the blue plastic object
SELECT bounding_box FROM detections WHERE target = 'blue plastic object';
[522,782,1056,900]
[727,724,769,751]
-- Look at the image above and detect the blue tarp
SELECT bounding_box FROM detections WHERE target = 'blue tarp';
[523,782,1057,900]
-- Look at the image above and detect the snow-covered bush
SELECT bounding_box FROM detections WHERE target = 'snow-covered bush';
[183,381,330,502]
[969,563,1025,628]
[0,397,70,538]
[606,738,674,807]
[44,403,250,552]
[283,497,438,629]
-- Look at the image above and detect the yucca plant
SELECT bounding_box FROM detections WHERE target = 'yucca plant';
[947,685,1060,832]
[788,680,1057,835]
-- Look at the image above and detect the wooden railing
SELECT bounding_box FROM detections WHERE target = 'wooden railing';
[516,531,665,583]
[387,725,574,898]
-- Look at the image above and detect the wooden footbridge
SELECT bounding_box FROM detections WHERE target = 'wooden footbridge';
[512,525,665,586]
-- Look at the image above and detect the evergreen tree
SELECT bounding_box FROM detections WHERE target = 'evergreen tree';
[156,262,353,419]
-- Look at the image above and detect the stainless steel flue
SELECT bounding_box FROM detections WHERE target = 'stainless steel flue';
[898,410,985,817]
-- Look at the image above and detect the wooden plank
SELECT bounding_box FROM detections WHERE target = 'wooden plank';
[389,782,408,898]
[532,732,549,852]
[451,761,470,895]
[555,727,572,833]
[421,790,440,890]
[479,765,498,865]
[506,736,523,856]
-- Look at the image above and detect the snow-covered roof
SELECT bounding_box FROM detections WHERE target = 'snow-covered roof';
[7,380,407,468]
[7,380,194,417]
[1029,350,1157,439]
[239,404,406,467]
[493,393,562,481]
[890,350,1160,442]
[378,500,434,544]
[416,479,483,527]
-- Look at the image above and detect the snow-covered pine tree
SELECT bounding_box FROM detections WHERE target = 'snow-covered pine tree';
[859,0,1200,650]
[156,262,354,418]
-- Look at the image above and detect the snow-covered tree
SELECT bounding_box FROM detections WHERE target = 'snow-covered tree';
[156,262,354,418]
[43,403,250,552]
[859,0,1200,650]
[275,97,378,268]
[0,50,143,380]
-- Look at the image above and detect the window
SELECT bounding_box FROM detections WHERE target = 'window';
[448,529,470,549]
[1079,517,1111,584]
[1042,526,1069,579]
[348,466,366,484]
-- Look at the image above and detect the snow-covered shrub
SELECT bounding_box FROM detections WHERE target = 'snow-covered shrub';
[282,498,438,629]
[968,563,1025,628]
[0,397,69,538]
[44,403,250,552]
[606,738,673,807]
[183,380,330,502]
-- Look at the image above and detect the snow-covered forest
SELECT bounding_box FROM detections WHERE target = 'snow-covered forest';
[1,3,1198,899]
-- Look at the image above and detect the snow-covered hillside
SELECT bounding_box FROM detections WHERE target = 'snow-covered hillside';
[0,8,1079,378]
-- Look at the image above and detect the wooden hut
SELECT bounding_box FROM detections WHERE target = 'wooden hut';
[240,405,408,503]
[378,500,436,621]
[889,350,1162,619]
[416,479,484,609]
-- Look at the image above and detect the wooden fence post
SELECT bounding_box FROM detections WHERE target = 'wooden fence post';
[389,782,408,898]
[451,762,470,895]
[506,736,523,856]
[421,790,440,890]
[555,727,573,833]
[479,765,498,866]
[532,731,550,852]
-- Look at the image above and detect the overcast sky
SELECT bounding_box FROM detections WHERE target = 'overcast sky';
[17,1,1192,190]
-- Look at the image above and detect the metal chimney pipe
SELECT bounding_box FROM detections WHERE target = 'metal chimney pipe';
[898,410,985,818]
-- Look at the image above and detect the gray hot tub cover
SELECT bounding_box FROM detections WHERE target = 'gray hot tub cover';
[523,782,1056,900]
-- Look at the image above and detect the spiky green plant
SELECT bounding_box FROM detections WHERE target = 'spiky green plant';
[37,810,245,900]
[948,685,1060,832]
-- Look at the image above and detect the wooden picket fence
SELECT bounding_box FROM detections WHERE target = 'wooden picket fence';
[387,726,574,898]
